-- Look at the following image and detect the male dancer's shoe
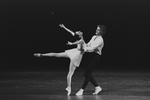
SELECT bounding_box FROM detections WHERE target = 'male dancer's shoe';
[93,86,102,95]
[66,87,71,96]
[75,89,84,96]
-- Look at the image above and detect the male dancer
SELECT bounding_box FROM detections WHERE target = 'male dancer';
[76,25,106,96]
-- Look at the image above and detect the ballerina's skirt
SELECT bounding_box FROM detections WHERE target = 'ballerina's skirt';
[65,48,83,67]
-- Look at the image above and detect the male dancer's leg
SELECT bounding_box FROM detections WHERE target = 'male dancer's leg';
[82,53,100,89]
[76,53,101,95]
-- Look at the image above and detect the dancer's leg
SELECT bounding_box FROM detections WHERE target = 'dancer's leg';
[82,53,100,89]
[76,69,94,96]
[66,62,76,96]
[34,52,68,58]
[76,53,101,96]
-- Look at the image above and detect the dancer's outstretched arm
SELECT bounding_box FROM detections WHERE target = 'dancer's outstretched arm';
[67,40,83,45]
[67,37,86,46]
[59,24,75,36]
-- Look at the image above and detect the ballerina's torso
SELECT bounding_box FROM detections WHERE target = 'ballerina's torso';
[77,39,85,54]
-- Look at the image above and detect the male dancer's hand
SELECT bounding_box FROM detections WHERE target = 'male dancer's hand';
[84,44,90,52]
[67,41,72,45]
[84,46,88,52]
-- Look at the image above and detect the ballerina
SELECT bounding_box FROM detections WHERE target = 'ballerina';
[34,24,86,96]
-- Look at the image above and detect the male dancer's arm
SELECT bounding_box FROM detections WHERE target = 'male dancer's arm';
[59,24,75,36]
[85,37,102,52]
[86,35,96,47]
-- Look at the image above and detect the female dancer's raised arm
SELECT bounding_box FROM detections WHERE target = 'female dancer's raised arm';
[59,24,76,36]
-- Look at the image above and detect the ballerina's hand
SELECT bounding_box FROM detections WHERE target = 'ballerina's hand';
[67,41,72,45]
[59,24,65,28]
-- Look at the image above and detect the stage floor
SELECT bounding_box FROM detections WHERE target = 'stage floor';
[0,70,150,100]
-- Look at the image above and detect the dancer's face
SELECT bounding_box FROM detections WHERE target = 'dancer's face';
[96,26,101,35]
[76,31,83,37]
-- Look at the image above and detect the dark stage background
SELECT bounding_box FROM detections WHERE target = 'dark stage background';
[1,0,150,72]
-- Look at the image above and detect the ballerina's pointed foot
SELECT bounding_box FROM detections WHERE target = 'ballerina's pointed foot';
[93,86,102,95]
[66,87,71,96]
[34,53,42,57]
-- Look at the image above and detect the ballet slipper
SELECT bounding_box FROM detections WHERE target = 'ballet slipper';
[75,89,84,96]
[66,87,71,96]
[34,53,42,57]
[92,86,102,95]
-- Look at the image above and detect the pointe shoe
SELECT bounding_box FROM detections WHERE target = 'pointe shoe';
[75,89,84,96]
[93,86,102,95]
[34,53,42,57]
[66,87,71,96]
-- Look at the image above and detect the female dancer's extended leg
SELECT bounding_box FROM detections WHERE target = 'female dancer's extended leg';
[66,62,76,96]
[34,52,76,95]
[34,52,68,58]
